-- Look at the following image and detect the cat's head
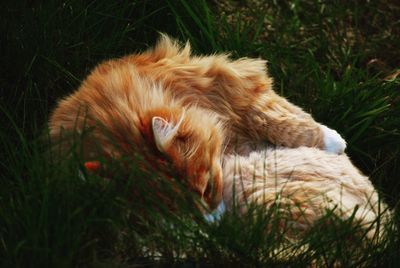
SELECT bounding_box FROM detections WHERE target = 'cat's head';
[150,107,225,211]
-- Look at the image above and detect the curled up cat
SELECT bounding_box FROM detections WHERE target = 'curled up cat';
[49,34,387,237]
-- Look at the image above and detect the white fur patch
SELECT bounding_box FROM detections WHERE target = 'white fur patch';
[320,125,346,154]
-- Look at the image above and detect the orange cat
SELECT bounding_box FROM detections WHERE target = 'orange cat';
[49,34,345,211]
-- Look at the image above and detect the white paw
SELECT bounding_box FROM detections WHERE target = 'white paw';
[204,201,225,223]
[320,125,346,154]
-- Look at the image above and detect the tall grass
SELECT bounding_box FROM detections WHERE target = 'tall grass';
[1,0,399,266]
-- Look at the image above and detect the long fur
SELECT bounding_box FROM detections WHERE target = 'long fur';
[223,147,389,239]
[49,34,378,226]
[100,35,329,153]
[49,59,225,209]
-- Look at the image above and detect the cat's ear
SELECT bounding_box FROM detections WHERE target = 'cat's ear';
[152,115,183,152]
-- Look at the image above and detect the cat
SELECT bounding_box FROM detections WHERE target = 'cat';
[222,146,390,239]
[49,34,346,211]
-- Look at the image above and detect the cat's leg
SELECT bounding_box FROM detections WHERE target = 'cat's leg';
[320,125,346,154]
[201,56,346,154]
[253,90,346,154]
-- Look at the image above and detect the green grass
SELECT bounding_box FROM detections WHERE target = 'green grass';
[1,0,400,266]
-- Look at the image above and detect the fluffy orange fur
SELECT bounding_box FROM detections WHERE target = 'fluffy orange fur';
[49,34,344,211]
[49,63,224,210]
[99,34,329,153]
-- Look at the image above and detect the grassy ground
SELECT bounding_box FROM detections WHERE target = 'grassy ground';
[1,0,399,266]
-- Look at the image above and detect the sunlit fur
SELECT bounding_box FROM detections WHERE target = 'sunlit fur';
[113,34,326,153]
[49,34,330,211]
[223,147,390,239]
[49,63,224,210]
[49,34,349,214]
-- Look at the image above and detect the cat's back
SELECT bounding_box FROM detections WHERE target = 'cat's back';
[222,147,385,229]
[223,147,378,214]
[223,148,390,241]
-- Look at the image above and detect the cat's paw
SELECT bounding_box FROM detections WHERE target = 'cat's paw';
[320,125,346,154]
